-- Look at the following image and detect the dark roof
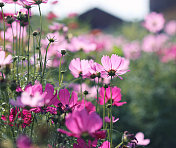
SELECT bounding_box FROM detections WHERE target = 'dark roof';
[78,8,123,29]
[150,0,176,12]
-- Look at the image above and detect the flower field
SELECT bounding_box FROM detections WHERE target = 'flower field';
[0,0,176,148]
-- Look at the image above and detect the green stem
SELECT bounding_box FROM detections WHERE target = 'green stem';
[33,36,36,83]
[58,56,63,87]
[110,76,113,148]
[11,24,15,80]
[103,87,106,129]
[115,142,123,148]
[41,42,51,84]
[27,8,31,84]
[1,7,5,51]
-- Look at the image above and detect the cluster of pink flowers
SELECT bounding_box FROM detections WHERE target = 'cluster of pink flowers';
[69,54,129,80]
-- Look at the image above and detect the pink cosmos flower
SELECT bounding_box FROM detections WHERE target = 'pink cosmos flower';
[165,20,176,36]
[10,82,59,107]
[98,54,129,79]
[59,88,78,110]
[1,108,32,128]
[143,12,165,33]
[161,45,176,63]
[68,36,96,53]
[16,135,32,148]
[47,12,58,20]
[69,58,90,78]
[98,86,126,107]
[2,0,22,5]
[0,51,12,68]
[20,0,48,6]
[142,34,168,52]
[57,109,104,138]
[104,116,119,123]
[135,132,150,146]
[99,141,110,148]
[123,41,141,60]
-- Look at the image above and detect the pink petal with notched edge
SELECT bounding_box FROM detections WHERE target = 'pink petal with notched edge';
[69,91,78,107]
[101,55,111,71]
[136,132,150,146]
[3,55,12,65]
[59,89,70,106]
[111,54,122,70]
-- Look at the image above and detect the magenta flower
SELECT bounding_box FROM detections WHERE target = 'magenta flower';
[57,109,103,138]
[16,135,32,148]
[143,12,165,33]
[135,132,150,146]
[1,108,32,128]
[98,54,129,79]
[98,86,126,107]
[73,138,97,148]
[59,88,78,110]
[99,141,110,148]
[0,51,12,68]
[69,58,90,78]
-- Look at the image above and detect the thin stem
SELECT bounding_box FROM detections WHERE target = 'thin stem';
[110,76,113,148]
[41,42,51,84]
[33,36,36,83]
[11,24,15,80]
[58,56,63,87]
[27,8,31,84]
[103,87,106,129]
[1,7,5,51]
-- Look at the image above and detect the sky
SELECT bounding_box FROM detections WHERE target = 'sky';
[3,0,150,21]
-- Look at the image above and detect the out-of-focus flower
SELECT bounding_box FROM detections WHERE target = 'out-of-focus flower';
[46,12,58,20]
[59,88,78,111]
[98,54,129,79]
[58,109,104,138]
[135,132,150,146]
[1,22,27,42]
[0,50,12,68]
[142,34,168,52]
[68,12,78,18]
[2,0,21,5]
[160,45,176,63]
[123,41,141,60]
[99,141,110,148]
[98,86,126,107]
[165,20,176,36]
[104,116,119,123]
[10,82,59,107]
[1,108,32,128]
[143,12,165,33]
[69,58,90,78]
[16,135,32,148]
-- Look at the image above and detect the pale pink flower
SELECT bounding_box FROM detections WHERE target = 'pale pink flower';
[49,22,64,31]
[104,116,119,123]
[98,54,129,79]
[165,20,176,36]
[123,41,141,60]
[135,132,150,146]
[69,58,90,78]
[1,22,27,42]
[68,36,96,53]
[59,88,78,110]
[10,83,59,107]
[142,34,168,52]
[20,0,48,6]
[143,12,165,33]
[57,109,104,138]
[2,0,21,5]
[98,86,126,107]
[161,45,176,63]
[0,51,12,68]
[99,141,110,148]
